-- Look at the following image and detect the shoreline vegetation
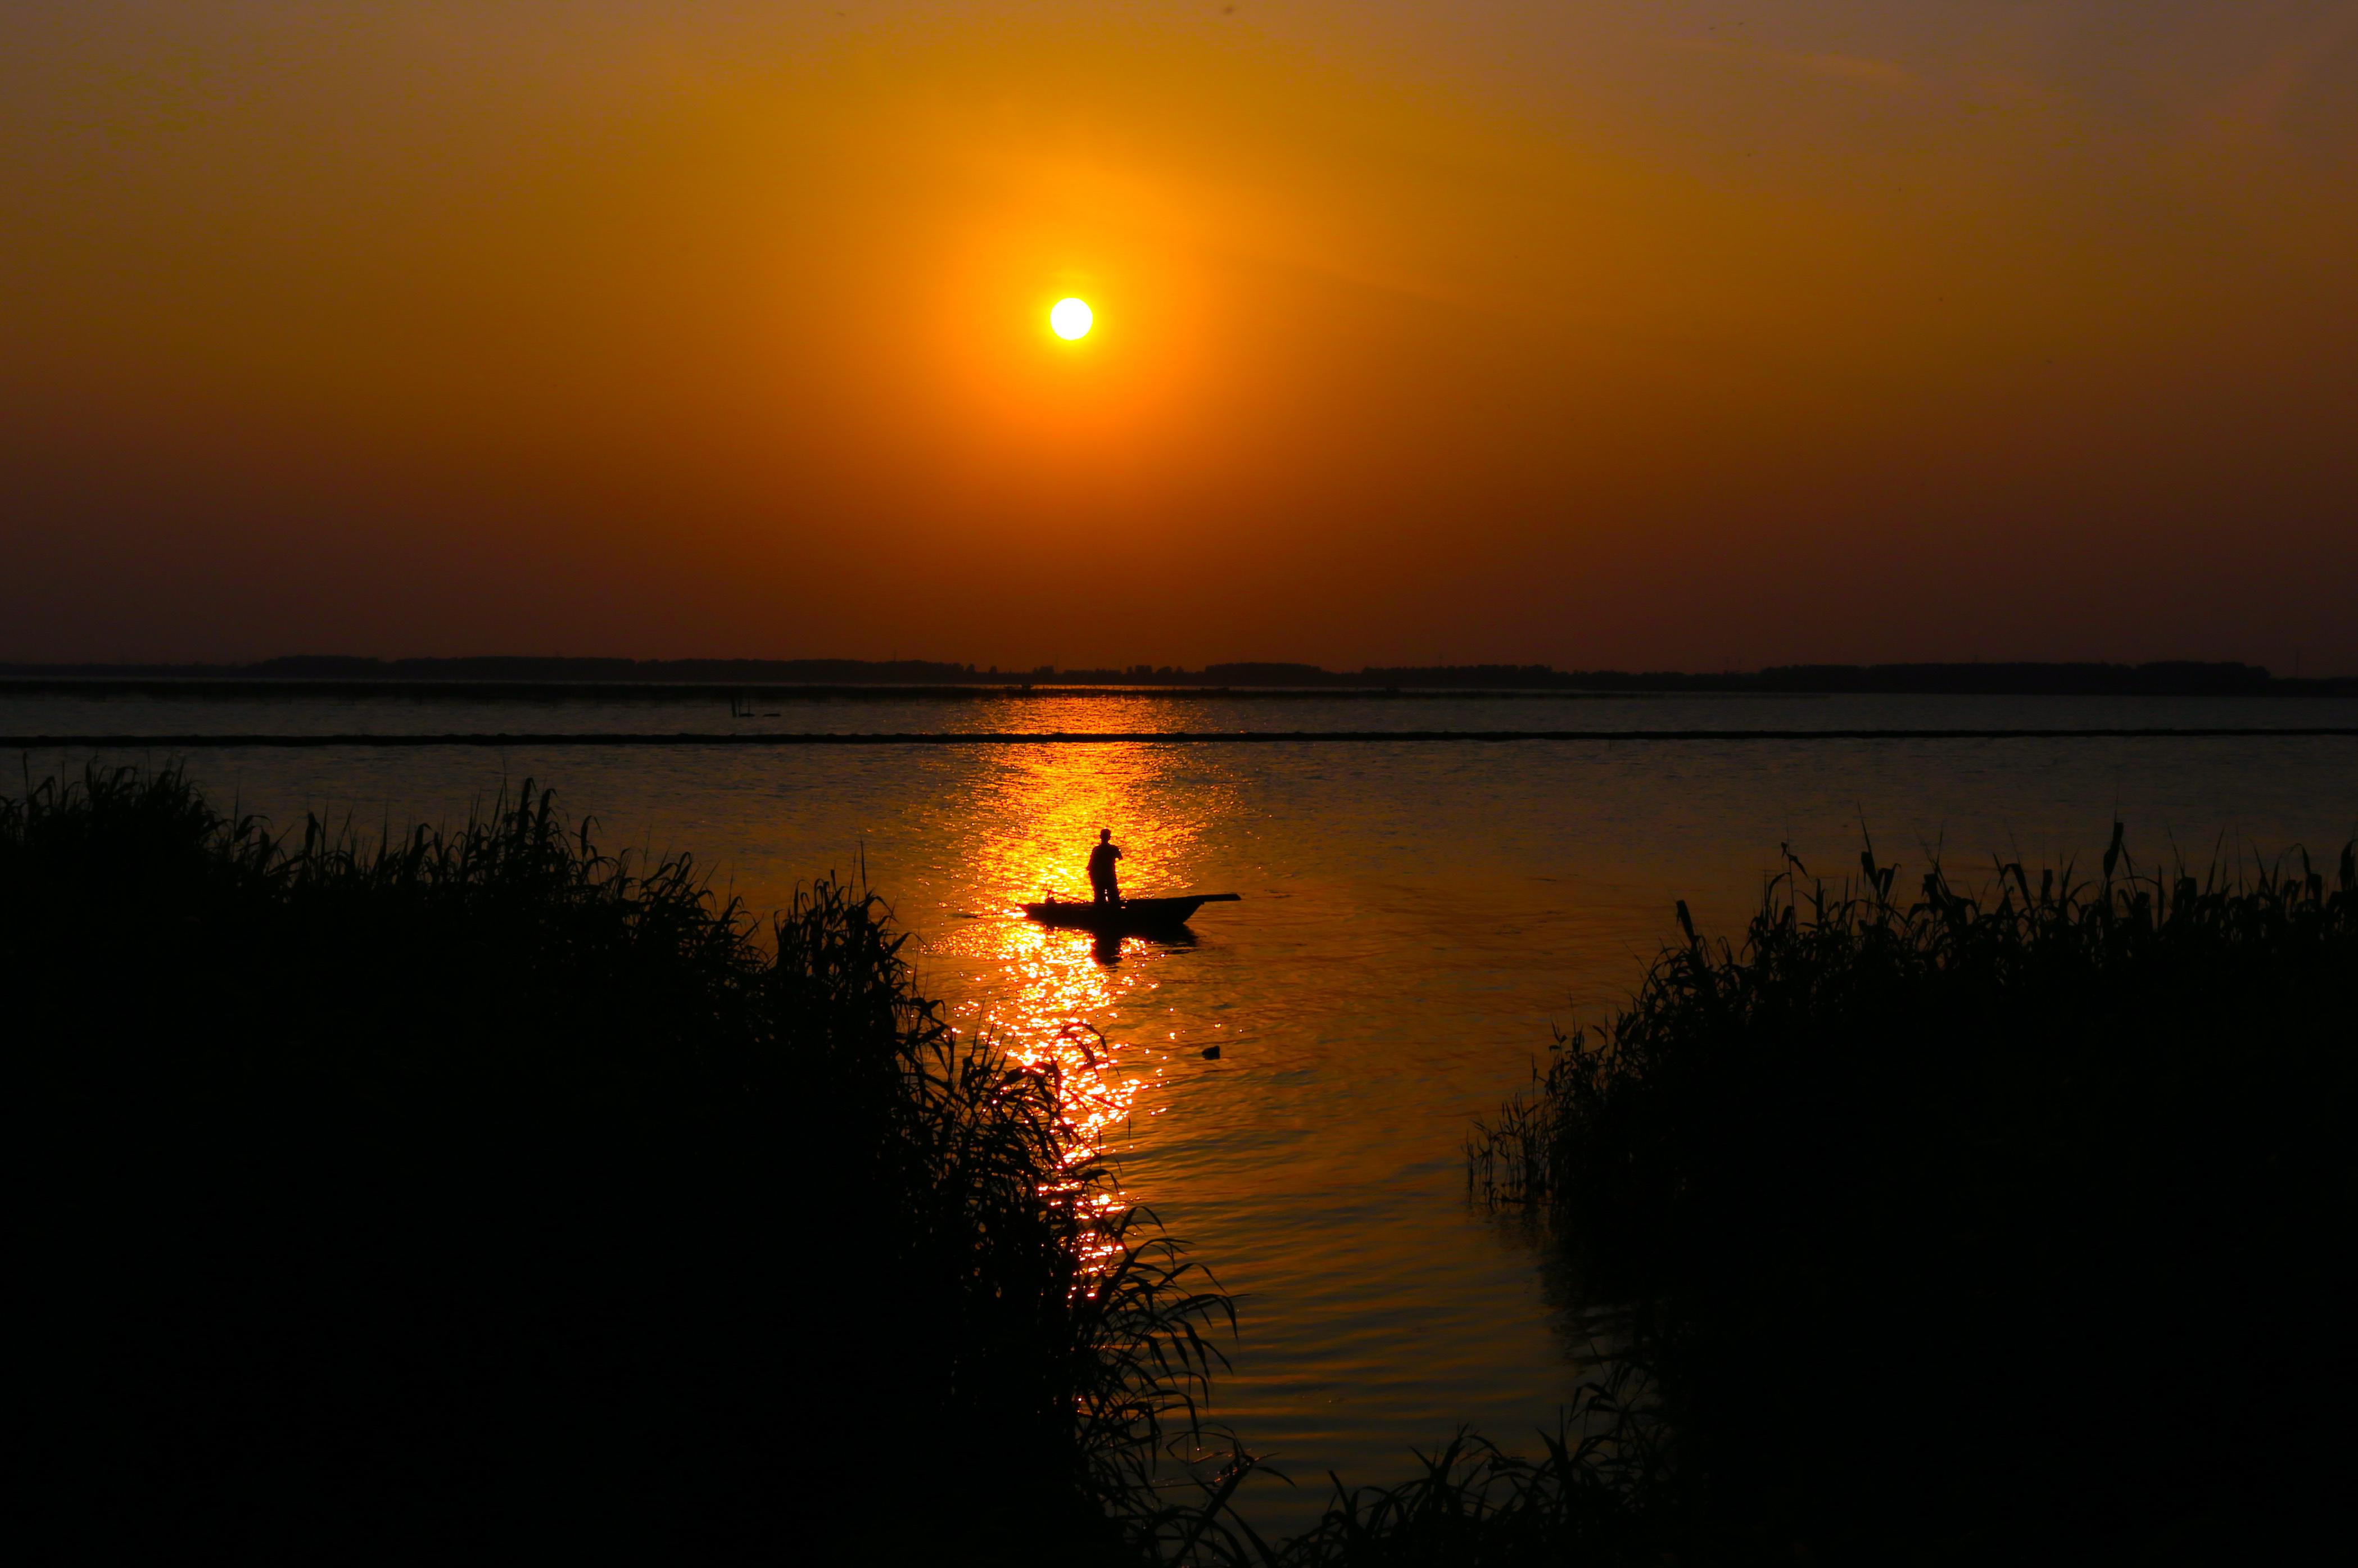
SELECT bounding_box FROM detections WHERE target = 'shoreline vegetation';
[11,766,2354,1560]
[1472,829,2358,1557]
[4,655,2355,698]
[6,766,1233,1561]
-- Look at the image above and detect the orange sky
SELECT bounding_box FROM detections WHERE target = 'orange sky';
[3,2,2354,670]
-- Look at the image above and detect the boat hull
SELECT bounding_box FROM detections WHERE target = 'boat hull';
[1021,894,1238,933]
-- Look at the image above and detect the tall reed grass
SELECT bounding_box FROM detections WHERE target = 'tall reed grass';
[1196,1375,1676,1567]
[1470,826,2358,1556]
[4,764,1228,1560]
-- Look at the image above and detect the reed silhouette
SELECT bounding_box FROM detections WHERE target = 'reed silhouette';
[5,765,1229,1561]
[1470,827,2358,1557]
[16,767,2353,1561]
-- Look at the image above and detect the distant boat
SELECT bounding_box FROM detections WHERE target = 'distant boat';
[1022,892,1241,934]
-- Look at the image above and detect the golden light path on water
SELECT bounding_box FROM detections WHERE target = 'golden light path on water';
[926,729,1233,1257]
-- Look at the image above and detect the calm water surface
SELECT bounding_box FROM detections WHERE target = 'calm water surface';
[11,690,2354,1532]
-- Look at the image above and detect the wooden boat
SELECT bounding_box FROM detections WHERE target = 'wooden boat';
[1021,892,1241,933]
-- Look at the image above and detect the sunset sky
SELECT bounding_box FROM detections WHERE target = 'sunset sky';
[4,2,2353,671]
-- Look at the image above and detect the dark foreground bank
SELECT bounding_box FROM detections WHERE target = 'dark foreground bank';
[15,767,2352,1563]
[4,767,1232,1561]
[1474,829,2358,1558]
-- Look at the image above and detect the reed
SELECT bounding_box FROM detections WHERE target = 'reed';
[4,763,1228,1561]
[1253,1377,1674,1567]
[1469,824,2358,1555]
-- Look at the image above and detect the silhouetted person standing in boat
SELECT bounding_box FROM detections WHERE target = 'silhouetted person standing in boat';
[1087,828,1123,905]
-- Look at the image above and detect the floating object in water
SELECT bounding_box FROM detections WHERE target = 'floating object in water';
[1021,892,1241,935]
[1201,1045,1221,1060]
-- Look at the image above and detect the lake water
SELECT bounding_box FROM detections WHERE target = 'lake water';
[10,687,2354,1533]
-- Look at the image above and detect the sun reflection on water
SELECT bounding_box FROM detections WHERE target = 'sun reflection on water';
[928,733,1229,1240]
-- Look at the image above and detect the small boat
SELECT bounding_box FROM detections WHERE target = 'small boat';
[1022,892,1241,934]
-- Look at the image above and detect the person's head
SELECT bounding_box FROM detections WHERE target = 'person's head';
[1098,828,1111,841]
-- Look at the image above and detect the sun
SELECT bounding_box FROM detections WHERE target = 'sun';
[1049,297,1093,340]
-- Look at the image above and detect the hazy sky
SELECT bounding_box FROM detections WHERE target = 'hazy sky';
[4,2,2353,669]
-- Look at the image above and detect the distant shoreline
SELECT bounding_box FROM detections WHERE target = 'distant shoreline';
[3,656,2353,699]
[8,729,2356,749]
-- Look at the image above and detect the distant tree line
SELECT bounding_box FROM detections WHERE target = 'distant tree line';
[3,655,2350,696]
